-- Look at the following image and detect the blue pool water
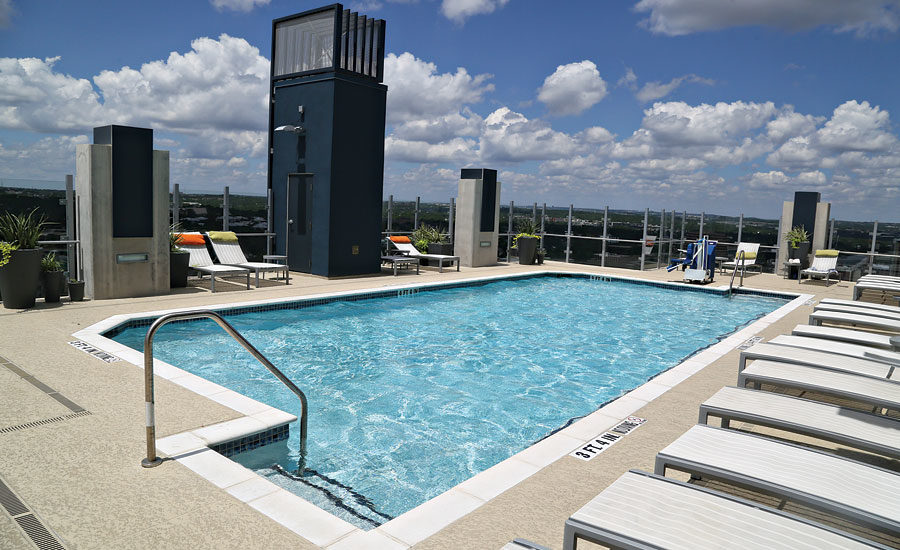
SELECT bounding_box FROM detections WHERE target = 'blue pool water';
[110,276,786,528]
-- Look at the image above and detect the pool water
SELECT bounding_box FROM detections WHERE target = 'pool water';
[111,276,786,528]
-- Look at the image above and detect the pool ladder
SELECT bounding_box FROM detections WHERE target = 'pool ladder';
[728,250,746,296]
[141,310,309,470]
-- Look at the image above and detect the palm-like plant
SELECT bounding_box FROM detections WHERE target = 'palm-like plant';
[0,208,48,249]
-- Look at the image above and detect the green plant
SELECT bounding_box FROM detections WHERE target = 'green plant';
[40,252,63,272]
[512,218,541,248]
[169,223,185,253]
[0,242,17,268]
[784,225,810,249]
[68,277,82,283]
[0,208,48,249]
[409,224,447,253]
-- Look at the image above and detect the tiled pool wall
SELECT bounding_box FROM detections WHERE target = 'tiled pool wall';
[101,271,797,340]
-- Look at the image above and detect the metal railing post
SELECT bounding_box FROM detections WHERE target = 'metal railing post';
[266,188,273,256]
[680,211,686,250]
[601,206,608,267]
[414,196,420,228]
[532,203,537,225]
[540,203,546,251]
[869,220,879,274]
[640,208,648,271]
[657,209,664,270]
[142,311,309,470]
[828,218,835,249]
[737,213,743,244]
[668,208,675,263]
[699,211,705,238]
[566,204,573,263]
[223,186,230,231]
[507,200,514,261]
[65,175,76,276]
[387,194,393,234]
[449,197,455,244]
[173,183,180,227]
[775,217,783,275]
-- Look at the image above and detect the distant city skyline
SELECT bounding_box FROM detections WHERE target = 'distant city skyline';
[1,0,899,221]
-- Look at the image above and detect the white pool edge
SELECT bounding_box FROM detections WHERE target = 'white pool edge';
[73,271,813,549]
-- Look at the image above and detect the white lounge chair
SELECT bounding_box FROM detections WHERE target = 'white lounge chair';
[738,360,900,412]
[738,342,895,380]
[387,236,460,272]
[819,298,900,315]
[655,425,900,533]
[799,250,839,286]
[853,280,900,301]
[699,386,900,459]
[792,324,900,351]
[562,470,883,550]
[721,242,760,275]
[177,233,250,293]
[205,232,289,287]
[815,302,900,322]
[810,310,900,333]
[768,334,900,366]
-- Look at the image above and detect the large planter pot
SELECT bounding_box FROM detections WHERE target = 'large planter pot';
[41,271,65,303]
[789,241,811,269]
[67,280,85,302]
[170,251,190,288]
[517,237,538,265]
[0,248,42,309]
[427,243,454,256]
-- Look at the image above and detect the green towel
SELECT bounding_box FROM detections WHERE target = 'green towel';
[815,249,838,257]
[207,231,239,243]
[737,251,756,260]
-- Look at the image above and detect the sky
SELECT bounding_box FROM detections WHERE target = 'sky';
[1,0,899,220]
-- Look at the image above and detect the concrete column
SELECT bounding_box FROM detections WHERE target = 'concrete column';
[454,170,500,267]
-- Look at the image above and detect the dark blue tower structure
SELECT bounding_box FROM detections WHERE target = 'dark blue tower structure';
[268,4,387,277]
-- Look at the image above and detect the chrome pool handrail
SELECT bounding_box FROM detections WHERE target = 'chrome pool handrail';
[728,250,745,296]
[141,310,308,470]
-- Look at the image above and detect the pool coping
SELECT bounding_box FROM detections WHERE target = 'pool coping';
[73,271,812,549]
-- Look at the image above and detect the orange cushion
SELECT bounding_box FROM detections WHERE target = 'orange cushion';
[390,236,411,243]
[177,233,206,246]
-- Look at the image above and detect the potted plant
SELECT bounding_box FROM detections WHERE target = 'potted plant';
[513,219,541,265]
[410,224,451,265]
[0,208,47,309]
[784,225,810,269]
[169,225,190,288]
[67,278,85,302]
[40,252,65,303]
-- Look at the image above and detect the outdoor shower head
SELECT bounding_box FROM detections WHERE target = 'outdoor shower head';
[275,124,305,134]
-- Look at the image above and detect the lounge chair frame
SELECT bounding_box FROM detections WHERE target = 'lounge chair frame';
[206,233,289,287]
[386,238,460,272]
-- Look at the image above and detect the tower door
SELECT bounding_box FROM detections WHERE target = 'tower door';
[286,173,313,272]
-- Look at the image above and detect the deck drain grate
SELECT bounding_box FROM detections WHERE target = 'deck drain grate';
[0,411,92,434]
[14,514,66,550]
[0,476,67,549]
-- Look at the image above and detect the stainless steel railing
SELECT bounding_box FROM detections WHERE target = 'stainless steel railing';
[728,250,745,296]
[141,310,308,470]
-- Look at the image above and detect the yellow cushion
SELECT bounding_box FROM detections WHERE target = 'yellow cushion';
[207,231,238,243]
[815,249,838,257]
[176,233,206,246]
[737,251,757,260]
[390,236,411,243]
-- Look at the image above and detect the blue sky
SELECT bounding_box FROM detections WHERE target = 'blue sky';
[1,0,899,220]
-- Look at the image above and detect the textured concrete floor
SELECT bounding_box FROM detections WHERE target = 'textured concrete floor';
[0,261,886,549]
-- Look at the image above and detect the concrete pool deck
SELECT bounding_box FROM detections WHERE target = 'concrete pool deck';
[0,261,886,549]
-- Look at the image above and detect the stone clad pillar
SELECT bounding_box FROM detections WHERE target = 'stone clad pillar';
[454,168,500,267]
[76,125,170,299]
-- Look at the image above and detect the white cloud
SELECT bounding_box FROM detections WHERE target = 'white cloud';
[817,100,896,152]
[637,100,776,147]
[766,108,823,142]
[0,134,87,179]
[635,74,714,103]
[537,61,608,116]
[441,0,509,23]
[633,0,900,37]
[480,107,577,162]
[391,110,483,143]
[617,67,638,90]
[383,52,493,124]
[0,0,13,27]
[385,136,476,163]
[209,0,270,12]
[0,34,270,137]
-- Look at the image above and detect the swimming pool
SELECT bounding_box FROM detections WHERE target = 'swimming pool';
[109,274,787,529]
